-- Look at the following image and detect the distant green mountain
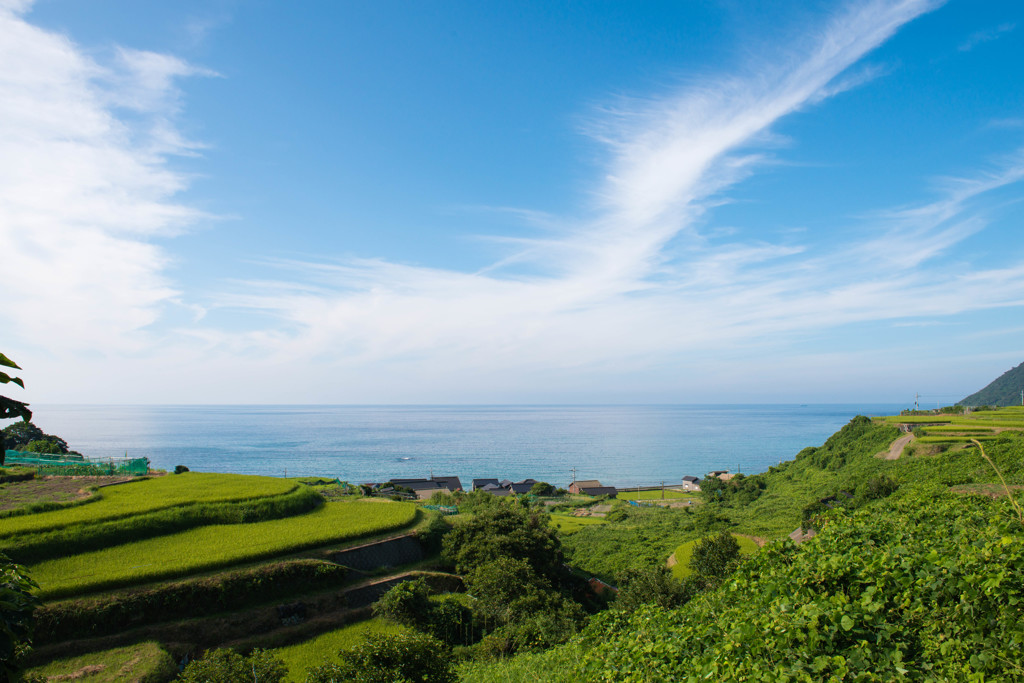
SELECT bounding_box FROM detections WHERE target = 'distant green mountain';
[959,361,1024,407]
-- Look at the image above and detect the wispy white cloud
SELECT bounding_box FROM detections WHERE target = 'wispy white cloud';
[7,0,1024,404]
[0,1,211,353]
[194,0,1013,388]
[958,22,1016,52]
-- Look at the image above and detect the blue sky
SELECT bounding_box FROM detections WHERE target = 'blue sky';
[1,0,1023,405]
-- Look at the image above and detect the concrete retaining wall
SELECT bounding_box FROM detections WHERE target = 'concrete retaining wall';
[326,533,424,571]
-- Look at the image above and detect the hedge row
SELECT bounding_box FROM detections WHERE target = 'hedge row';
[0,468,36,485]
[7,486,324,564]
[34,559,349,644]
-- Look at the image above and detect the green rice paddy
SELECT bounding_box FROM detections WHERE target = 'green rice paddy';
[31,499,418,599]
[0,472,296,538]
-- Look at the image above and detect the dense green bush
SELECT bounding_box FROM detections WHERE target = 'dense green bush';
[0,553,37,682]
[414,513,451,555]
[35,560,348,644]
[373,577,433,629]
[687,530,741,589]
[613,565,695,613]
[305,631,455,683]
[575,493,1024,681]
[797,416,899,471]
[177,648,286,683]
[530,482,555,496]
[442,501,562,580]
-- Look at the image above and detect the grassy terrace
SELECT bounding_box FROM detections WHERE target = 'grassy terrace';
[0,472,296,537]
[273,619,408,683]
[23,641,175,683]
[876,406,1024,446]
[30,499,418,599]
[670,534,759,580]
[549,514,607,535]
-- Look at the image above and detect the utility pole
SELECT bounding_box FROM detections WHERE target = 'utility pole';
[660,481,665,499]
[571,467,576,484]
[914,392,919,411]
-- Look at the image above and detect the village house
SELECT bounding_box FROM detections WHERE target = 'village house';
[388,476,463,500]
[578,486,617,498]
[568,479,603,494]
[681,475,701,491]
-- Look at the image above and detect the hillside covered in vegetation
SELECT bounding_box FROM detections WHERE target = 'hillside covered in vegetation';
[960,361,1024,407]
[2,408,1023,682]
[463,409,1024,682]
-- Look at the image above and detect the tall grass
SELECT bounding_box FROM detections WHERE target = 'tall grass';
[972,438,1024,525]
[31,500,418,600]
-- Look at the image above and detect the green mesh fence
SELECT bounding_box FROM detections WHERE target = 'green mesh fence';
[421,504,459,515]
[4,451,149,476]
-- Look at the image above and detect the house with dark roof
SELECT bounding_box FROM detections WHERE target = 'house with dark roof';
[681,475,701,491]
[430,475,463,492]
[388,476,461,500]
[579,486,618,498]
[508,482,535,494]
[472,478,500,491]
[568,479,603,494]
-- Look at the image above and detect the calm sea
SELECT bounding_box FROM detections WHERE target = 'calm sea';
[29,404,902,489]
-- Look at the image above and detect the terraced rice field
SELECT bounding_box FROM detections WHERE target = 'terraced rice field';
[877,407,1024,447]
[0,472,296,537]
[31,499,418,599]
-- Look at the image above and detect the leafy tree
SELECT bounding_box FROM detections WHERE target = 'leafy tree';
[305,631,455,683]
[441,501,562,580]
[372,578,433,629]
[688,531,741,588]
[529,481,555,496]
[613,565,695,613]
[373,579,475,647]
[463,556,585,652]
[24,440,62,455]
[414,513,451,555]
[0,553,38,681]
[464,556,551,624]
[0,353,31,467]
[698,475,728,502]
[176,648,286,683]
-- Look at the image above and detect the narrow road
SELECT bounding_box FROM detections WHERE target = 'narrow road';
[881,433,914,460]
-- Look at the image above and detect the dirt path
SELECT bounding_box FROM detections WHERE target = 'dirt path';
[880,433,914,460]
